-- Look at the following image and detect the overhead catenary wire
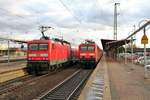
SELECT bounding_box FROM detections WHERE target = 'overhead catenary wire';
[94,0,102,16]
[58,0,82,24]
[0,7,40,29]
[0,7,26,19]
[0,8,26,28]
[60,0,102,31]
[0,8,26,26]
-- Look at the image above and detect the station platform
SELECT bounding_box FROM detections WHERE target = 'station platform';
[0,61,26,73]
[0,56,26,63]
[0,60,27,83]
[78,56,150,100]
[78,56,111,100]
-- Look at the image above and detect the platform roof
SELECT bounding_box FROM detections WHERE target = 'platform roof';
[101,39,131,51]
[101,39,115,51]
[0,38,27,43]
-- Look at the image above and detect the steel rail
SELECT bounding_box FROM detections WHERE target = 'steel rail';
[34,69,81,100]
[66,70,91,100]
[35,69,92,100]
[0,69,59,94]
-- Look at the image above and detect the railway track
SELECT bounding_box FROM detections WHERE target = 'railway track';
[35,69,93,100]
[0,65,79,97]
[0,69,69,95]
[0,75,33,94]
[0,68,64,95]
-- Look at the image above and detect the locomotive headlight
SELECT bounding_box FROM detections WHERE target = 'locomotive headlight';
[29,54,36,56]
[80,53,86,56]
[40,54,48,57]
[88,53,95,56]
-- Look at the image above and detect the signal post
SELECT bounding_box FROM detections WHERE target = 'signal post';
[141,28,148,78]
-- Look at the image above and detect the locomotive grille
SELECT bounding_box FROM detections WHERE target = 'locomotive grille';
[27,60,50,74]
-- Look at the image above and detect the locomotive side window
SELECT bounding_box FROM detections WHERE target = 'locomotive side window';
[88,46,95,51]
[39,44,48,50]
[29,44,38,50]
[80,46,87,51]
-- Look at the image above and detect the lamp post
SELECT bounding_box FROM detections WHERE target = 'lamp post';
[139,20,149,78]
[7,33,12,66]
[143,27,148,78]
[7,40,10,65]
[125,40,127,64]
[129,27,135,67]
[132,25,136,65]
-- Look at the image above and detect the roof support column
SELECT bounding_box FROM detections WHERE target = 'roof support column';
[125,40,127,64]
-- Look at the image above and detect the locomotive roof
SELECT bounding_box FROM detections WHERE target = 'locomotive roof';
[52,38,70,44]
[79,43,96,46]
[28,39,70,45]
[28,40,50,43]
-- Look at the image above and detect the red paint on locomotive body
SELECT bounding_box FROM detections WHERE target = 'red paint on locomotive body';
[27,39,71,74]
[79,43,103,68]
[28,40,71,61]
[79,44,96,59]
[28,40,50,61]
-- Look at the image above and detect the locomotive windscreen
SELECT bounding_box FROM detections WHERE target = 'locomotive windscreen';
[29,43,48,50]
[80,45,95,51]
[29,44,38,50]
[39,44,48,50]
[80,46,87,51]
[87,46,94,51]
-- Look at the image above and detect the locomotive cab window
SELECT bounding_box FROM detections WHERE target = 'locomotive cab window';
[88,46,95,51]
[29,44,38,50]
[80,46,87,51]
[39,44,48,50]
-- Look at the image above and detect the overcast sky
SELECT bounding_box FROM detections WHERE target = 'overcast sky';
[0,0,150,48]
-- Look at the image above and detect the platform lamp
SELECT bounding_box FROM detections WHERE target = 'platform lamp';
[138,20,149,78]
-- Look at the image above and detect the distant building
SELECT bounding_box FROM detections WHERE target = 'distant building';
[0,47,26,56]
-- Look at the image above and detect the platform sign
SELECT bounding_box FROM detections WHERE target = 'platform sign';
[141,34,148,44]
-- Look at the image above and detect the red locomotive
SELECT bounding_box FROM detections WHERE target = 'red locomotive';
[27,38,71,74]
[79,40,103,68]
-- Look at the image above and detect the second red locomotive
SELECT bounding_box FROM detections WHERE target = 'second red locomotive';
[79,40,103,68]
